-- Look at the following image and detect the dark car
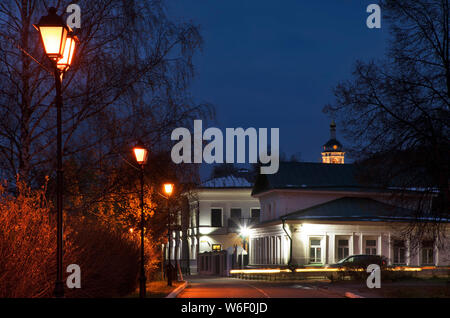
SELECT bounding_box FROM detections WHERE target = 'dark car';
[328,254,387,269]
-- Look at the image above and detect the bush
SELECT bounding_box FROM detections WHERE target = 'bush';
[0,180,159,298]
[0,180,56,297]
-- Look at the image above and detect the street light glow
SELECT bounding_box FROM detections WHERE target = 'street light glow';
[164,183,174,196]
[133,144,148,165]
[239,226,251,238]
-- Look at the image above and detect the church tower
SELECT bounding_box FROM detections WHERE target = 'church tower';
[321,120,345,164]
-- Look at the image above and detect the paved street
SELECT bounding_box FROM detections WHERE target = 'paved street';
[177,276,450,298]
[177,276,344,298]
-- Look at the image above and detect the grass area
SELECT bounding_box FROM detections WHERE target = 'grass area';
[127,280,184,298]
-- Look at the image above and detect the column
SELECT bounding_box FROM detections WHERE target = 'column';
[359,233,363,254]
[330,234,336,264]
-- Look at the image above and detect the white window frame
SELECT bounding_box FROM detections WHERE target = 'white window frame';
[308,237,323,264]
[421,241,435,265]
[230,207,242,220]
[393,240,406,265]
[364,238,378,255]
[250,207,261,220]
[336,237,350,262]
[210,207,223,227]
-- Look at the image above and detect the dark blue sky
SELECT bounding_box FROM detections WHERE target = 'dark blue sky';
[168,1,389,175]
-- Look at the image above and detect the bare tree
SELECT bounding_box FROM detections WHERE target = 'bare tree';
[0,0,212,185]
[324,0,449,247]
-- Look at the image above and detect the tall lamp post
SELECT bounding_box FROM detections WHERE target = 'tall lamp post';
[34,7,77,298]
[133,142,149,298]
[163,183,174,286]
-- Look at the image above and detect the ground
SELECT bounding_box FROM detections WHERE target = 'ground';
[177,276,450,298]
[128,280,184,298]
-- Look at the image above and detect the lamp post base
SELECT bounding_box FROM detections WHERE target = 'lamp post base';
[53,280,64,298]
[139,276,147,298]
[167,264,172,286]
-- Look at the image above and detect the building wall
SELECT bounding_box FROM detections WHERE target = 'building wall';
[179,188,260,273]
[197,189,260,229]
[249,221,450,267]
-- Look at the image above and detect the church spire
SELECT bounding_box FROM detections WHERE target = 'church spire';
[321,120,345,164]
[330,120,336,140]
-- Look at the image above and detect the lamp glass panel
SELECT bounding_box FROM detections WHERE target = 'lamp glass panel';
[164,184,174,195]
[57,37,75,70]
[39,26,67,58]
[134,148,148,164]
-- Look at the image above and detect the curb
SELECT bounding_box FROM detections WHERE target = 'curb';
[166,281,188,298]
[344,292,365,298]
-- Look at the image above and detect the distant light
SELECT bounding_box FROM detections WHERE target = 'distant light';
[163,183,174,196]
[230,269,290,274]
[239,226,251,238]
[129,228,134,233]
[133,142,148,165]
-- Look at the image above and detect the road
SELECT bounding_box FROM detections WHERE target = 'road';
[177,276,344,298]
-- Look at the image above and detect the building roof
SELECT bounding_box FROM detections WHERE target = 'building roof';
[252,162,379,196]
[281,197,419,222]
[200,176,252,189]
[322,120,344,152]
[323,138,343,152]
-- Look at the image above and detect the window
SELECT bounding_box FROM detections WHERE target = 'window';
[309,238,322,264]
[421,241,434,265]
[365,239,377,255]
[393,240,406,264]
[345,256,355,263]
[230,208,242,220]
[211,208,222,227]
[337,239,349,261]
[251,208,260,220]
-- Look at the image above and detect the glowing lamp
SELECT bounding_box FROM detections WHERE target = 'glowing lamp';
[57,34,77,72]
[133,142,148,165]
[240,226,251,238]
[34,7,70,61]
[164,183,174,196]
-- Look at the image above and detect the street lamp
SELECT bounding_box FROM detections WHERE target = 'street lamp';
[34,7,77,298]
[163,182,174,286]
[34,8,69,61]
[133,141,149,298]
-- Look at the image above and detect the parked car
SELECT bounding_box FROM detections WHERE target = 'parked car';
[328,254,387,269]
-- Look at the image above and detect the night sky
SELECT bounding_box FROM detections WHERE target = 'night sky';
[168,1,389,178]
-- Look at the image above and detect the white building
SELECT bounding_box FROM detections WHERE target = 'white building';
[174,122,450,273]
[249,162,450,267]
[183,175,260,273]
